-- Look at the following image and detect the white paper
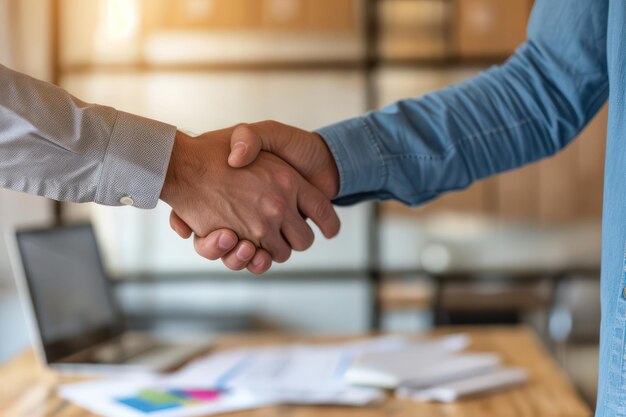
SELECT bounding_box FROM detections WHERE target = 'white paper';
[59,377,274,417]
[59,335,483,416]
[165,336,412,405]
[396,367,529,402]
[345,334,487,388]
[59,336,413,417]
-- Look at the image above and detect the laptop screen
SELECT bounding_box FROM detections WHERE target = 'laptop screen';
[16,224,123,362]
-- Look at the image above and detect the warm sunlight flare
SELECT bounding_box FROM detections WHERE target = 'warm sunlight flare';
[96,0,139,42]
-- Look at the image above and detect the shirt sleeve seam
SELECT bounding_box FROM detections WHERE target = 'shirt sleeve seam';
[379,118,536,162]
[452,118,537,182]
[448,118,536,154]
[383,153,447,161]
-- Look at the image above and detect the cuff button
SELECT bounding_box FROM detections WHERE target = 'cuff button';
[120,196,134,206]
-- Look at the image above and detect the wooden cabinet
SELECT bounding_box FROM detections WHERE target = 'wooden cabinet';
[377,0,534,61]
[304,0,359,32]
[377,0,450,60]
[259,0,308,30]
[538,105,606,223]
[454,0,533,58]
[143,0,260,31]
[143,0,358,33]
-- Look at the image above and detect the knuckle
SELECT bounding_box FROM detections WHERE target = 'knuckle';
[248,258,267,274]
[234,122,250,130]
[314,198,334,221]
[273,170,296,191]
[249,262,269,275]
[260,119,280,130]
[223,257,246,271]
[263,196,288,219]
[251,222,270,241]
[194,238,218,261]
[233,122,254,137]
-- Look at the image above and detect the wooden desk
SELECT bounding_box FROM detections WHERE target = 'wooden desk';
[0,327,591,417]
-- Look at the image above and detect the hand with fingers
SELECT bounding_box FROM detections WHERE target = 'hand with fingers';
[161,125,340,274]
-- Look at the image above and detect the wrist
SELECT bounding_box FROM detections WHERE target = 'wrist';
[160,131,191,205]
[312,132,340,199]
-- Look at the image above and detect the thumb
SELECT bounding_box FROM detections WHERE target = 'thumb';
[228,124,263,168]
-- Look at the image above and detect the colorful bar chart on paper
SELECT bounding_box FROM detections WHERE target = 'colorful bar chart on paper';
[117,388,223,413]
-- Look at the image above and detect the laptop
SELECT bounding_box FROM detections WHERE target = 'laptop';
[8,223,209,375]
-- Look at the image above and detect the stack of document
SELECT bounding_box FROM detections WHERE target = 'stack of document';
[163,336,412,406]
[60,336,409,417]
[345,335,528,402]
[59,334,528,417]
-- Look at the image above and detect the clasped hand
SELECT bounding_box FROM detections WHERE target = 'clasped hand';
[160,123,340,274]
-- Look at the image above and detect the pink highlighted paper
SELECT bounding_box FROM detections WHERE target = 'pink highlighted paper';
[183,390,221,402]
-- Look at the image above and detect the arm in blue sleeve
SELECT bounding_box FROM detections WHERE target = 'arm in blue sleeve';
[317,0,608,206]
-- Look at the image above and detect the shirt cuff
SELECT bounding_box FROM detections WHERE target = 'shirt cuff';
[94,111,177,209]
[316,116,387,201]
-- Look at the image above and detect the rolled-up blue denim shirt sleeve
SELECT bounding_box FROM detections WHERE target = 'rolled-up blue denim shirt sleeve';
[316,41,606,209]
[314,0,608,209]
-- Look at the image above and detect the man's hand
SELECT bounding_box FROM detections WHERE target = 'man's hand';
[227,121,339,199]
[161,127,340,273]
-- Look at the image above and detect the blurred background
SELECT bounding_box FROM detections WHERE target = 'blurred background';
[0,0,603,406]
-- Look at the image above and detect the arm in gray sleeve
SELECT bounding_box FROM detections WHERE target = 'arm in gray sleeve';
[0,64,177,209]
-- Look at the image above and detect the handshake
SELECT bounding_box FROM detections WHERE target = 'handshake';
[160,121,341,274]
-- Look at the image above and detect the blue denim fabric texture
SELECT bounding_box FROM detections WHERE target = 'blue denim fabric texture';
[318,1,622,414]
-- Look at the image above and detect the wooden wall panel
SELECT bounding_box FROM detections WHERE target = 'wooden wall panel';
[305,0,358,32]
[259,0,308,31]
[534,104,607,223]
[454,0,531,57]
[377,0,449,60]
[536,141,580,223]
[575,104,607,219]
[145,0,260,30]
[417,181,487,215]
[143,0,358,33]
[380,181,487,217]
[494,163,540,220]
[261,0,358,32]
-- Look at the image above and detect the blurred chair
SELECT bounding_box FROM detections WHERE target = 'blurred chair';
[432,271,553,326]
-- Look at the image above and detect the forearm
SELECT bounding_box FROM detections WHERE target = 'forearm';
[0,64,176,208]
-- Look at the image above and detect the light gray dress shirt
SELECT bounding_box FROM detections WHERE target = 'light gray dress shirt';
[0,64,177,209]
